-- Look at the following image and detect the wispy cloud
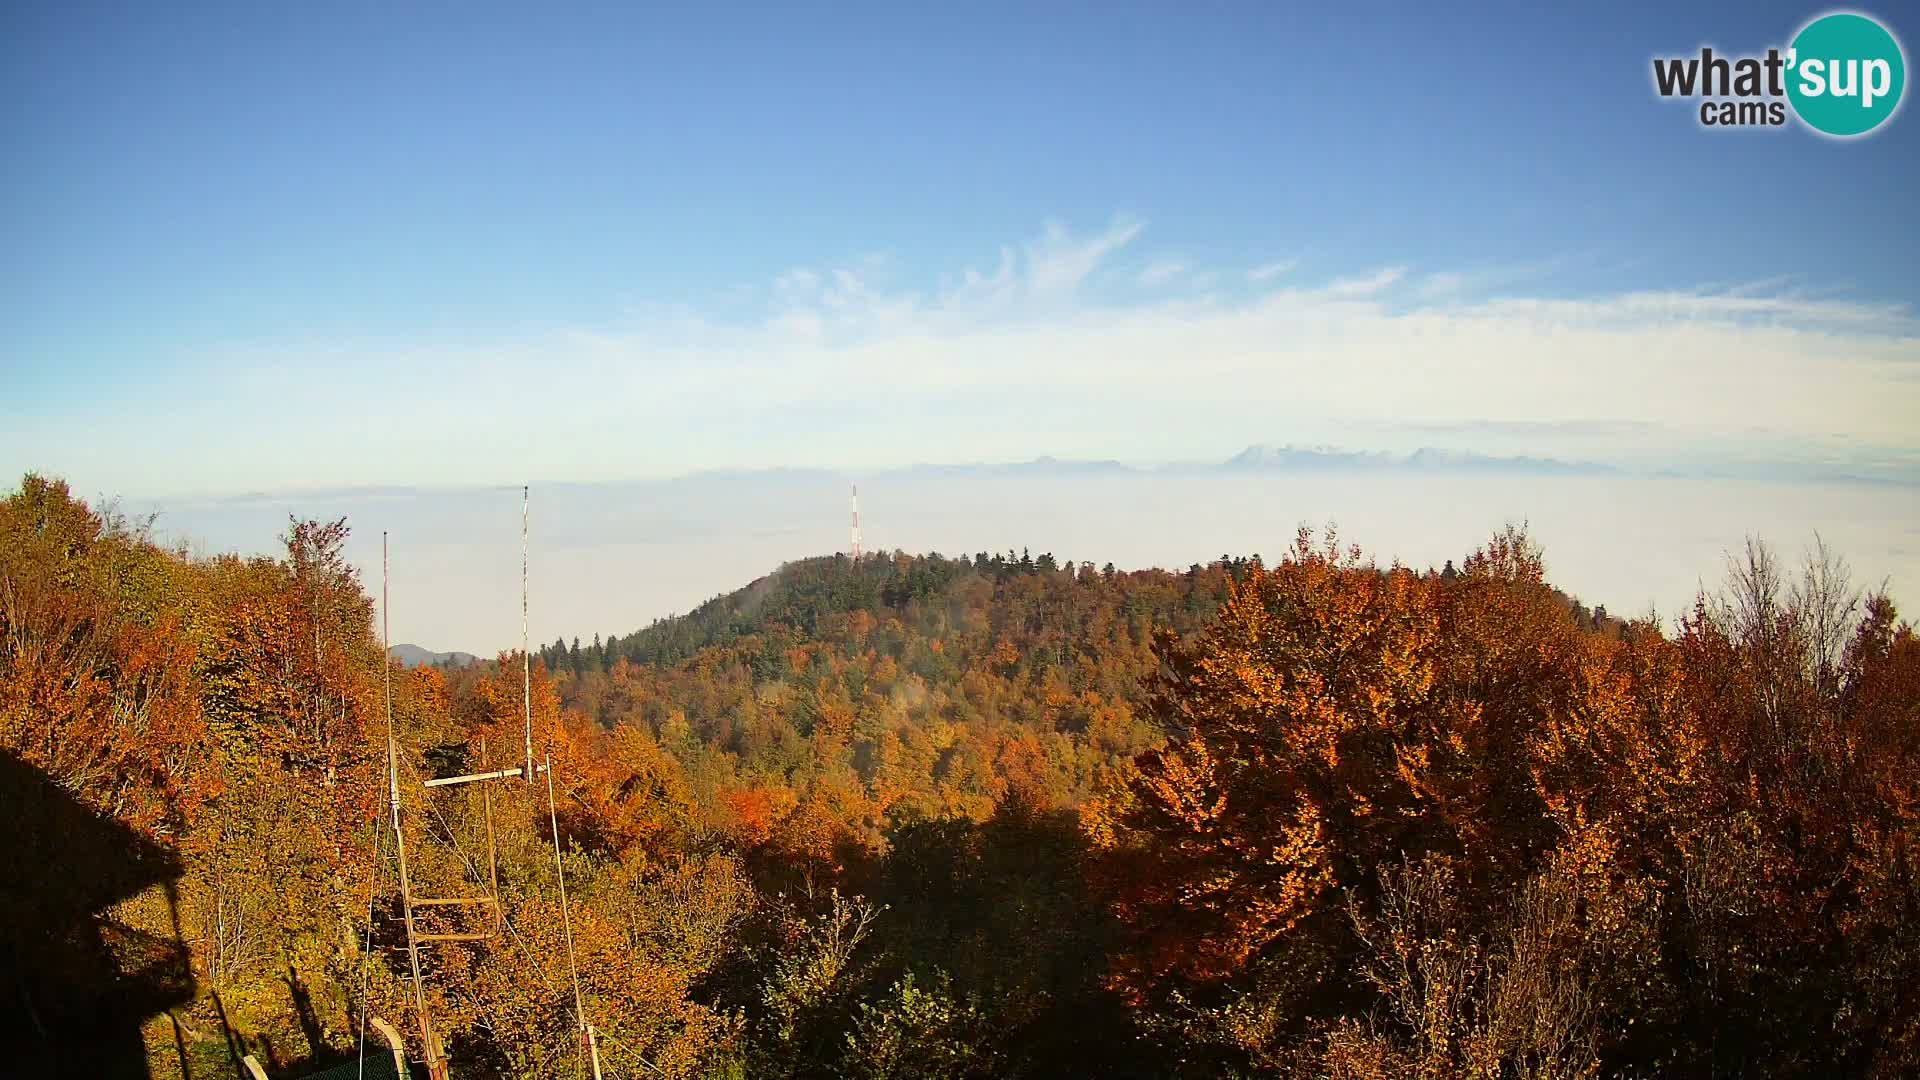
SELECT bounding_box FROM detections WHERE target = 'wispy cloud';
[1025,216,1143,295]
[1719,274,1800,298]
[1471,289,1911,330]
[1325,266,1406,297]
[1248,259,1298,283]
[1416,271,1469,299]
[1413,255,1580,301]
[18,216,1919,496]
[1139,259,1189,287]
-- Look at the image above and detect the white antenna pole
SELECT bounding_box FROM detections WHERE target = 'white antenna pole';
[522,485,533,784]
[545,750,596,1078]
[385,534,444,1078]
[849,483,861,561]
[383,533,395,821]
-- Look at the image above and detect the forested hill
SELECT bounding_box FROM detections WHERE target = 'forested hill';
[540,549,1239,674]
[523,547,1625,822]
[527,551,1250,818]
[15,472,1918,1079]
[543,548,1623,677]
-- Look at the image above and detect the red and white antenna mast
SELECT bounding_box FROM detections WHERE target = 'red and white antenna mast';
[849,483,862,561]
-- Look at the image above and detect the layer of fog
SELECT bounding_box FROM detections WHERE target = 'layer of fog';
[134,472,1920,656]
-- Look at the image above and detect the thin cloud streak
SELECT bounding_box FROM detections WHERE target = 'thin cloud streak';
[1247,259,1299,283]
[13,217,1918,497]
[1026,216,1144,295]
[1324,266,1407,297]
[1138,259,1189,287]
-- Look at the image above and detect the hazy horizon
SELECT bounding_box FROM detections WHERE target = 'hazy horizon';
[8,8,1918,501]
[8,2,1916,653]
[109,467,1916,657]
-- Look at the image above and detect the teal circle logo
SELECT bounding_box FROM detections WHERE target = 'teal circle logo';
[1787,12,1906,137]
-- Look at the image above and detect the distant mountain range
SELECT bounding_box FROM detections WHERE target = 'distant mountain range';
[388,643,479,669]
[900,445,1614,477]
[149,445,1915,512]
[905,455,1134,476]
[1221,444,1613,475]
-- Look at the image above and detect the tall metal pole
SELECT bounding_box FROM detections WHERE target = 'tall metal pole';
[385,535,447,1079]
[480,738,501,936]
[545,751,597,1079]
[523,485,534,785]
[850,483,861,561]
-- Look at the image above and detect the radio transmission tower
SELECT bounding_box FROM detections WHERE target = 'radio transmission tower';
[849,483,862,561]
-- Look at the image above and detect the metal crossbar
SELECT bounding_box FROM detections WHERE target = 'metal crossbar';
[423,766,523,787]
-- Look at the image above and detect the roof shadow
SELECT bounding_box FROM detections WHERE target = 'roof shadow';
[0,750,194,1078]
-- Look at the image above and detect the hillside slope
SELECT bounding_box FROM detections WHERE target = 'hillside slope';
[533,550,1248,817]
[526,548,1627,819]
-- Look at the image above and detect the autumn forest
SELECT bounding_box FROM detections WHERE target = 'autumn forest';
[5,471,1918,1079]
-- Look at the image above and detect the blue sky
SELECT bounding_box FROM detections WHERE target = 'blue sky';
[4,1,1917,496]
